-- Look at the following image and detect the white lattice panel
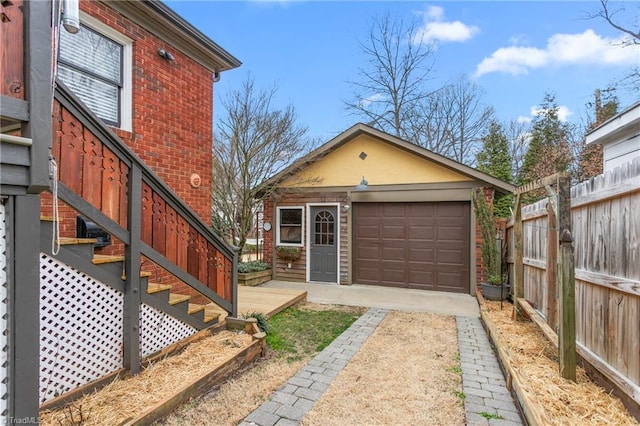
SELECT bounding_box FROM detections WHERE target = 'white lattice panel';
[140,304,196,359]
[0,202,8,419]
[39,254,123,403]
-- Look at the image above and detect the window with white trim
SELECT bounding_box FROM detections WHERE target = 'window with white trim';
[277,207,303,246]
[58,15,132,131]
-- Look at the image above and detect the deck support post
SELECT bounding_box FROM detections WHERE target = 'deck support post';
[124,165,142,374]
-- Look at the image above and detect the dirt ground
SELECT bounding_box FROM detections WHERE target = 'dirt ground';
[161,308,464,426]
[302,311,464,426]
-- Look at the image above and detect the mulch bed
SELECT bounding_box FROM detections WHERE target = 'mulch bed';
[482,299,639,425]
[39,330,254,425]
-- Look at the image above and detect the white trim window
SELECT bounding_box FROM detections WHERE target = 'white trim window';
[276,207,304,246]
[58,14,132,131]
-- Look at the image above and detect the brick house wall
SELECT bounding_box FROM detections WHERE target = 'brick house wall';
[85,1,214,225]
[41,1,219,303]
[44,1,214,232]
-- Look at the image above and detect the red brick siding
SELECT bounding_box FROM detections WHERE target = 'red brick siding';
[475,187,496,293]
[80,1,214,225]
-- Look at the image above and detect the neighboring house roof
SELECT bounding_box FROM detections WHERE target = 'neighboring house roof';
[259,123,515,196]
[586,101,640,146]
[107,0,241,73]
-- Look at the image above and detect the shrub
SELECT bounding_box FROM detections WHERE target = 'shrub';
[237,261,270,273]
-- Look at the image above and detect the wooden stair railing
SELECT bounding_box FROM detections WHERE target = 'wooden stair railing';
[50,80,237,372]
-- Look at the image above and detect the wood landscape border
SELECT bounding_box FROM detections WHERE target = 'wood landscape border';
[122,323,266,426]
[477,295,547,426]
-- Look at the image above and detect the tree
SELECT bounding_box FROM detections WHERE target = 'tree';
[476,122,514,217]
[575,90,619,181]
[213,77,309,251]
[421,75,494,165]
[345,12,436,138]
[518,93,572,187]
[592,0,640,93]
[503,118,530,180]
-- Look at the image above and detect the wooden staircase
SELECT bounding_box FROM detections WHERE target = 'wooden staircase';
[44,225,221,329]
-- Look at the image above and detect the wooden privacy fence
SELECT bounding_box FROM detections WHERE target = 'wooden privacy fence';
[505,158,640,407]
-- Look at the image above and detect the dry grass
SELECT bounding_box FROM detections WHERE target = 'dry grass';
[39,330,254,426]
[483,300,639,425]
[302,311,464,426]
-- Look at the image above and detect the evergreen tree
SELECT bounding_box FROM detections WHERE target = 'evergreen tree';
[518,93,572,188]
[477,121,514,217]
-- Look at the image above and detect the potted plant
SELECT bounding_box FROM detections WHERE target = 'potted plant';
[472,189,509,301]
[276,246,302,262]
[237,261,271,286]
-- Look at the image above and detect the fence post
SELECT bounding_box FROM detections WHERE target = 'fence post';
[558,173,576,381]
[124,165,142,374]
[514,193,525,320]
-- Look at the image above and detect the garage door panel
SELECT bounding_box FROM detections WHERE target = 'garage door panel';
[408,248,435,262]
[407,225,434,240]
[438,226,467,242]
[381,225,405,239]
[354,202,469,293]
[438,248,466,266]
[382,247,405,261]
[382,203,407,218]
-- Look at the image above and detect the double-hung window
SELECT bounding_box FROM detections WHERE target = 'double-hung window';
[58,15,132,130]
[277,207,303,246]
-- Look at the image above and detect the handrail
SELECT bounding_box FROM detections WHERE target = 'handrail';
[54,80,236,260]
[52,80,237,317]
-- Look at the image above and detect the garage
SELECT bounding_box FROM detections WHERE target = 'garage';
[353,201,470,293]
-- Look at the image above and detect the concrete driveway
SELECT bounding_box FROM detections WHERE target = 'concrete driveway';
[261,280,480,318]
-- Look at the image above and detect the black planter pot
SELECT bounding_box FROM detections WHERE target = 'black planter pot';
[481,282,511,301]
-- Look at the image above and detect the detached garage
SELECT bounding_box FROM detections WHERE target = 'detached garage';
[259,123,514,295]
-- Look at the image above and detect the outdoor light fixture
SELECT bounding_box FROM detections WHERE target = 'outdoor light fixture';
[158,49,175,61]
[355,176,368,191]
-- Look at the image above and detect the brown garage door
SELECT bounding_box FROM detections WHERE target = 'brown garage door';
[353,202,470,293]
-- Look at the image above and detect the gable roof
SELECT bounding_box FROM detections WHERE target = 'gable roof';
[260,123,515,196]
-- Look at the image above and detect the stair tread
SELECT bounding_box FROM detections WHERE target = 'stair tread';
[92,254,124,264]
[59,237,98,245]
[169,293,190,305]
[147,282,172,294]
[204,306,222,323]
[40,216,64,222]
[188,303,205,315]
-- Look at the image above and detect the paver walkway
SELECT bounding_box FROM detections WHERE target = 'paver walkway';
[240,308,389,426]
[457,316,524,425]
[241,308,523,426]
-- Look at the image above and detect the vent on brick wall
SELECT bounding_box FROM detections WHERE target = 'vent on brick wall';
[39,254,124,403]
[0,202,8,419]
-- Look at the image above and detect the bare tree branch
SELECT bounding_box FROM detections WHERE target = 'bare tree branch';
[213,76,310,250]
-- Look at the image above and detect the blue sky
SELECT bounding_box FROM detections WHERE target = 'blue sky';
[166,1,640,142]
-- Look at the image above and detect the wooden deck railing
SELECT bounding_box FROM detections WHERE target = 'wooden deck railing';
[51,81,237,371]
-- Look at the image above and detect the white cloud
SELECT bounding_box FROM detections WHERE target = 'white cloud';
[360,93,385,108]
[414,5,479,44]
[475,30,640,77]
[517,115,532,124]
[530,105,572,122]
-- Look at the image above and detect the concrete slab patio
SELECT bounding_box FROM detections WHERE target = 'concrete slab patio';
[261,280,480,318]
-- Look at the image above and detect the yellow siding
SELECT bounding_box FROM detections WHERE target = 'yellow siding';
[280,134,472,187]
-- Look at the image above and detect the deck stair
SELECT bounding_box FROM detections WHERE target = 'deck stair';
[41,219,221,329]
